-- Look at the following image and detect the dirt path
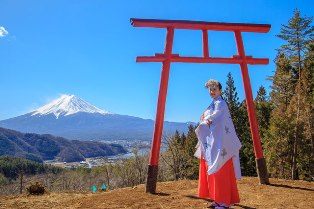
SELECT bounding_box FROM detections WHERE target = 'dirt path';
[0,177,313,209]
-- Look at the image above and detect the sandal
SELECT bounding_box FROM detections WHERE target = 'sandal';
[215,203,231,209]
[207,201,219,208]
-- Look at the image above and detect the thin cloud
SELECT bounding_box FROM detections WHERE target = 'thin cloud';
[0,26,8,37]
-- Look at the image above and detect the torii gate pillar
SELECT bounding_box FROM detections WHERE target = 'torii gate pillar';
[131,18,271,194]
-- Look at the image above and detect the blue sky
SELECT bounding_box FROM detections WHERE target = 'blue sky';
[0,0,313,122]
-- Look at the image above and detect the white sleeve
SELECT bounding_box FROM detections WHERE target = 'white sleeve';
[204,100,225,122]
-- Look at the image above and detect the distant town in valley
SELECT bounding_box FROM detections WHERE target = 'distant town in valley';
[45,139,152,169]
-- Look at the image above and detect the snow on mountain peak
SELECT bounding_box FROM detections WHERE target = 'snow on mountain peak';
[31,94,111,118]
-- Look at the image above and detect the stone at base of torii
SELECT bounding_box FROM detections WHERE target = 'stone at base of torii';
[194,96,242,180]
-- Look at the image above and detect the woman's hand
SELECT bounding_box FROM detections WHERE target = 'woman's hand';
[200,113,204,121]
[207,119,213,126]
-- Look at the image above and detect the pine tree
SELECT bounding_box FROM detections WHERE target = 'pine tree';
[180,132,187,147]
[268,54,295,108]
[238,101,256,176]
[266,54,295,179]
[223,72,241,130]
[277,8,314,79]
[184,125,199,179]
[266,9,314,180]
[287,73,313,180]
[255,85,272,140]
[162,129,191,180]
[223,72,243,138]
[277,9,314,179]
[265,106,293,178]
[174,130,181,144]
[185,124,198,158]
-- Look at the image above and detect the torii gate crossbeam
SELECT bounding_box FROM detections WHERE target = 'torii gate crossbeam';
[131,18,271,194]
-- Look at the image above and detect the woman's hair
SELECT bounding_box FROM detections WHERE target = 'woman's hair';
[205,79,222,90]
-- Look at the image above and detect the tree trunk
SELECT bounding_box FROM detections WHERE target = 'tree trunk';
[291,101,300,180]
[105,166,110,189]
[19,171,23,194]
[291,125,298,180]
[292,41,302,180]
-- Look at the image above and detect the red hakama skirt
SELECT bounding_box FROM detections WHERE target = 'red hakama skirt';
[198,158,240,205]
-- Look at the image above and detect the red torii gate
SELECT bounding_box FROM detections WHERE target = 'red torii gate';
[131,18,271,194]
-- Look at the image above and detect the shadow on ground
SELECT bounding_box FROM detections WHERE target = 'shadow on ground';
[269,183,314,192]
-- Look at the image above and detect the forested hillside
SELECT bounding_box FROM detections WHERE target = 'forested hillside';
[0,127,127,163]
[0,156,62,181]
[265,9,313,180]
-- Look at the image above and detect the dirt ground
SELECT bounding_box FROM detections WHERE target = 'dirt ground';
[0,177,313,209]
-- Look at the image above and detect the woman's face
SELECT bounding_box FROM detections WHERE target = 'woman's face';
[209,86,222,99]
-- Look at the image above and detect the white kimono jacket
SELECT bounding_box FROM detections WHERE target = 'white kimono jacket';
[195,96,242,180]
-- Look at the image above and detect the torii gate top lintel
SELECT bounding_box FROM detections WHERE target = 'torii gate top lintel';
[130,18,271,32]
[131,18,271,193]
[131,18,271,65]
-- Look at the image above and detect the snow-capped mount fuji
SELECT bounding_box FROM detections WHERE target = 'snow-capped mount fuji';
[31,94,111,119]
[0,95,193,141]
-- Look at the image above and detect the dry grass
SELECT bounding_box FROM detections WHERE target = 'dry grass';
[0,177,313,209]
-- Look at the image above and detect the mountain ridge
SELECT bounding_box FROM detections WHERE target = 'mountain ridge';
[0,94,195,140]
[0,127,127,162]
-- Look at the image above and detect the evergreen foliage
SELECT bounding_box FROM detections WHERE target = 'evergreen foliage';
[161,124,199,180]
[255,86,273,141]
[223,72,241,128]
[266,9,314,180]
[237,101,257,176]
[277,8,314,76]
[0,156,62,180]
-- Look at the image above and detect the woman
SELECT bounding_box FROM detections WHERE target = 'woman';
[194,79,242,209]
